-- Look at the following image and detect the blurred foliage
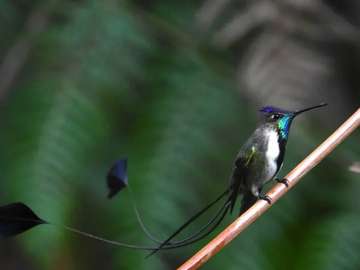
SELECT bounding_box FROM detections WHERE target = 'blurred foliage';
[0,0,359,269]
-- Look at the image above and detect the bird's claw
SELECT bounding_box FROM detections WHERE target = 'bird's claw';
[276,178,289,188]
[259,195,272,205]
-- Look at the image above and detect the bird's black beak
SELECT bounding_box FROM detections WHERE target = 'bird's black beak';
[294,102,327,117]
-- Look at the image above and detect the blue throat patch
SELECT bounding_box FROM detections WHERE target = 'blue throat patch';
[278,115,294,139]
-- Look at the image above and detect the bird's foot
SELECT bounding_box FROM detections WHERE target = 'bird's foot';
[259,194,272,205]
[275,178,289,188]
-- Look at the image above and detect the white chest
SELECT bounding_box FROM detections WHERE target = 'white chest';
[265,130,280,162]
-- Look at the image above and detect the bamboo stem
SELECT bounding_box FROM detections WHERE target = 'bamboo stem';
[178,107,360,270]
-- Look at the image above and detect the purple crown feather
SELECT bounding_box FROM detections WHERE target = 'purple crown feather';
[259,106,292,114]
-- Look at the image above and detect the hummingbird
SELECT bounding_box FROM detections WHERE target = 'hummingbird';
[147,102,328,255]
[0,103,328,255]
[227,102,327,213]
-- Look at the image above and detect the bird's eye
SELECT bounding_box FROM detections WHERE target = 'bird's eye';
[270,114,280,120]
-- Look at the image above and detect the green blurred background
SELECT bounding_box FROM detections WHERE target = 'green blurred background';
[0,0,359,269]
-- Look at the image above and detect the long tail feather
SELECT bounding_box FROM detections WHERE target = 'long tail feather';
[167,199,230,246]
[0,192,229,252]
[131,193,228,247]
[128,186,165,244]
[60,225,158,250]
[0,188,231,253]
[161,201,231,249]
[147,201,231,257]
[240,191,258,214]
[145,188,230,256]
[228,187,239,214]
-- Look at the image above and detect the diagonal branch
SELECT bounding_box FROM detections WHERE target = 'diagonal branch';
[178,107,360,270]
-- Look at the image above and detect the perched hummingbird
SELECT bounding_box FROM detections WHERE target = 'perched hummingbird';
[228,103,327,213]
[0,103,328,255]
[148,102,328,255]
